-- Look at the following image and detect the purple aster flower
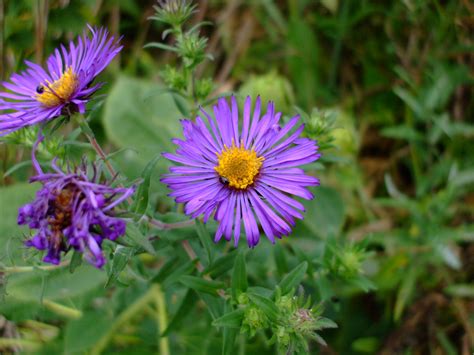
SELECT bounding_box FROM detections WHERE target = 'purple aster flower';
[0,26,122,136]
[19,140,135,268]
[162,96,321,247]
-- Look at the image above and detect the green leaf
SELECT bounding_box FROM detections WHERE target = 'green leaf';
[212,309,244,328]
[205,250,238,279]
[273,243,288,277]
[124,223,155,256]
[394,266,418,321]
[103,76,181,187]
[195,220,215,266]
[231,251,248,300]
[179,275,225,295]
[222,302,238,354]
[1,266,106,304]
[0,183,38,263]
[303,186,345,238]
[105,246,135,287]
[247,292,279,322]
[132,155,161,216]
[69,250,83,273]
[152,256,179,283]
[162,260,195,288]
[64,310,112,353]
[162,289,198,336]
[278,261,308,296]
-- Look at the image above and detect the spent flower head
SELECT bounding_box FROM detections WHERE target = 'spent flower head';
[19,138,135,268]
[162,96,320,247]
[0,26,121,136]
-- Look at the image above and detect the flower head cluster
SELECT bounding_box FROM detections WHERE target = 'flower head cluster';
[0,26,121,136]
[19,158,134,268]
[162,96,320,247]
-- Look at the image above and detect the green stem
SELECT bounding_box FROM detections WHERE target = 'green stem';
[42,299,82,319]
[154,284,170,355]
[0,338,40,351]
[0,261,69,273]
[77,114,116,178]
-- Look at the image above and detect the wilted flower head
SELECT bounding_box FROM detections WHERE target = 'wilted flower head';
[19,145,134,268]
[0,26,122,136]
[162,96,320,247]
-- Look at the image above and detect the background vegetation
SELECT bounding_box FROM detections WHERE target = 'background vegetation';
[0,0,473,353]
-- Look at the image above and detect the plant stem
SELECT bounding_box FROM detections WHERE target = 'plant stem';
[0,338,40,352]
[0,260,69,273]
[154,284,170,355]
[42,299,82,319]
[77,114,116,178]
[148,217,195,230]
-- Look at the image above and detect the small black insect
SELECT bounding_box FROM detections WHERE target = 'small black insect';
[36,85,45,94]
[219,176,229,185]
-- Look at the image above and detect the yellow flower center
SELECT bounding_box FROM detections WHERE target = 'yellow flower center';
[215,141,264,190]
[36,67,79,107]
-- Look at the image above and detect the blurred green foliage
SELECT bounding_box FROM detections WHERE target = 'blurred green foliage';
[0,0,473,354]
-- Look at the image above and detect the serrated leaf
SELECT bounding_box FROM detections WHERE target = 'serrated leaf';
[212,309,244,328]
[231,251,248,300]
[278,261,308,296]
[179,275,225,295]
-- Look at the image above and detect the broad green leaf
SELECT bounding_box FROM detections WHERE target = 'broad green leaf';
[179,275,225,295]
[102,76,182,190]
[64,310,112,353]
[278,261,307,296]
[231,251,248,300]
[303,186,345,238]
[2,266,106,304]
[0,183,37,263]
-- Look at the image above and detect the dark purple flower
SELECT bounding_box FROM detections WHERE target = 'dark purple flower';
[19,159,135,268]
[0,26,122,136]
[162,96,320,247]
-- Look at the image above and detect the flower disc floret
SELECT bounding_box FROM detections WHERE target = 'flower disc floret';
[215,141,263,190]
[36,67,79,108]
